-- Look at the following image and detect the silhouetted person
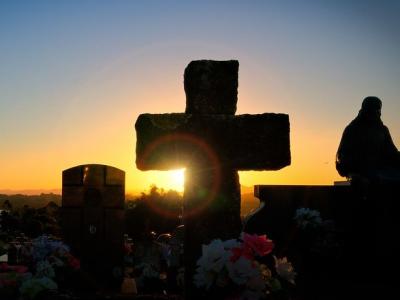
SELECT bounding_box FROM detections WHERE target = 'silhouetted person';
[336,96,400,184]
[337,97,400,283]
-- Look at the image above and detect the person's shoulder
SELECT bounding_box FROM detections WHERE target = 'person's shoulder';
[382,124,392,135]
[343,121,357,133]
[381,123,390,131]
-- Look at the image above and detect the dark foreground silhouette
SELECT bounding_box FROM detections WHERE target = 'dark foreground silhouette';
[336,96,400,184]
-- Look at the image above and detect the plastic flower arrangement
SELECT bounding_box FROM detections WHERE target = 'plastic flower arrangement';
[19,235,80,299]
[0,264,31,299]
[293,208,322,229]
[194,232,296,300]
[293,208,341,259]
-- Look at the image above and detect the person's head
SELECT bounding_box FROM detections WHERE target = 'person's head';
[359,96,382,121]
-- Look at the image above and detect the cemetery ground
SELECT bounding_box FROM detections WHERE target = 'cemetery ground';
[0,186,259,300]
[1,184,398,300]
[2,60,398,299]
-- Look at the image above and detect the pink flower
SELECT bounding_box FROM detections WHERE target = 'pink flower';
[12,265,28,273]
[230,246,254,262]
[242,233,274,256]
[0,264,28,273]
[68,256,80,270]
[0,278,17,287]
[124,243,133,255]
[0,263,9,271]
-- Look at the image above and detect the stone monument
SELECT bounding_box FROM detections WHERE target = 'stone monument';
[61,164,125,281]
[135,60,291,294]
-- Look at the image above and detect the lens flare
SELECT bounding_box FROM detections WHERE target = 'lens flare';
[137,133,222,219]
[170,169,185,189]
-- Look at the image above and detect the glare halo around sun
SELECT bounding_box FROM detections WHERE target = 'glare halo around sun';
[169,169,185,192]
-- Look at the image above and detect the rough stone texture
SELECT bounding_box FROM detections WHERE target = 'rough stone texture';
[61,164,125,283]
[183,166,242,296]
[135,60,291,299]
[135,113,290,171]
[135,112,290,299]
[184,60,239,115]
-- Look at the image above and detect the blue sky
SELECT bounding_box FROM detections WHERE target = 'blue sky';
[1,0,399,192]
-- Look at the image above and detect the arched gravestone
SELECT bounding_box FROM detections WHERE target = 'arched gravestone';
[61,164,125,278]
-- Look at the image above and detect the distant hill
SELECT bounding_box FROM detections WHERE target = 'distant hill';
[0,185,259,215]
[0,189,61,195]
[0,193,61,209]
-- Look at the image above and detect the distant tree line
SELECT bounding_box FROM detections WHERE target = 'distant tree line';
[0,193,61,210]
[0,186,258,241]
[0,201,60,239]
[125,185,183,240]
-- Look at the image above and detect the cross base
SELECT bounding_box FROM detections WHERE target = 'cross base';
[184,167,242,298]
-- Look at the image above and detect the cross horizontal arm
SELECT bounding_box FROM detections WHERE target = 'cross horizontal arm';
[135,113,290,171]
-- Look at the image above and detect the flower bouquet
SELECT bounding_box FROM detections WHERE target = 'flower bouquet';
[22,235,80,298]
[293,208,341,258]
[0,235,80,300]
[293,208,322,230]
[0,263,30,299]
[194,233,296,300]
[291,208,342,283]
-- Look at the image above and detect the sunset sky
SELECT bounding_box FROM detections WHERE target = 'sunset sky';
[1,0,399,194]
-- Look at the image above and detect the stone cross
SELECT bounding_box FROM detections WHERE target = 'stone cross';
[135,60,290,294]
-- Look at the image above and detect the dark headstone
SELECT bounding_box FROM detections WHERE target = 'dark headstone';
[244,184,400,297]
[244,185,354,249]
[61,164,125,281]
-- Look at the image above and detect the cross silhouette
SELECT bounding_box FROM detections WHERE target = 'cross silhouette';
[135,60,290,294]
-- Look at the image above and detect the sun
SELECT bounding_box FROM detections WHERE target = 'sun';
[169,169,185,192]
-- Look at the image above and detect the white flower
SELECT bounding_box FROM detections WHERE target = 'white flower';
[36,260,55,278]
[294,207,322,229]
[226,256,259,285]
[222,238,241,250]
[274,256,296,285]
[194,239,232,289]
[196,239,230,273]
[193,266,215,289]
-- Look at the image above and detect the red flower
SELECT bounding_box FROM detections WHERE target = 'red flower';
[124,243,133,255]
[0,263,9,272]
[230,246,254,262]
[242,233,274,256]
[0,278,17,287]
[12,265,28,273]
[68,256,80,270]
[0,264,28,273]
